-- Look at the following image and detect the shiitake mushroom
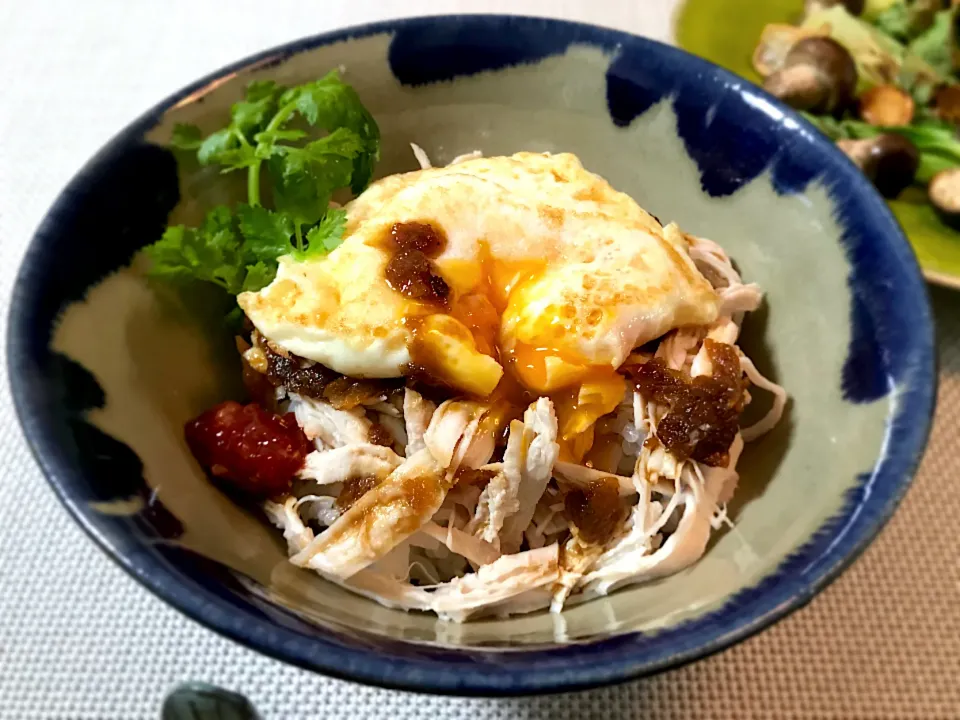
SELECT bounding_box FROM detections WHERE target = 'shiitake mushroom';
[763,37,858,116]
[836,134,920,198]
[928,168,960,229]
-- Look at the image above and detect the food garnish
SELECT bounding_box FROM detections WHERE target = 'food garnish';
[145,72,379,302]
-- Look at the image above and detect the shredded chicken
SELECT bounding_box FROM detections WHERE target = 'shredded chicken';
[470,428,523,545]
[552,461,636,497]
[247,203,785,620]
[423,400,494,473]
[552,535,604,612]
[429,544,560,622]
[290,449,448,578]
[410,143,483,169]
[582,465,715,596]
[264,496,314,555]
[410,142,433,170]
[298,444,403,486]
[498,399,560,553]
[295,495,340,527]
[420,521,500,566]
[290,394,371,449]
[403,387,436,456]
[450,149,484,165]
[719,283,763,315]
[739,354,788,441]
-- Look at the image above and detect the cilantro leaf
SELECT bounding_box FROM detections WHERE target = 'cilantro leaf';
[252,128,308,160]
[144,226,196,279]
[268,128,363,225]
[230,80,284,138]
[224,305,247,334]
[281,71,381,193]
[147,71,378,315]
[145,211,246,295]
[193,82,283,170]
[197,129,236,165]
[280,128,366,176]
[241,261,277,292]
[254,128,308,145]
[236,204,295,261]
[299,208,347,259]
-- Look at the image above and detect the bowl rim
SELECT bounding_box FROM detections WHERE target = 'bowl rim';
[7,13,937,696]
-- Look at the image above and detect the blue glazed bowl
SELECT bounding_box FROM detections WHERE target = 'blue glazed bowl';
[8,15,936,695]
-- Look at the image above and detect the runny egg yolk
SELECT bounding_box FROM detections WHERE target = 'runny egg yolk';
[449,293,499,358]
[416,252,628,460]
[507,342,591,394]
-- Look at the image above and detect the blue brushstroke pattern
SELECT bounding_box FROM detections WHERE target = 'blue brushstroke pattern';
[605,48,822,197]
[388,17,577,86]
[389,22,823,198]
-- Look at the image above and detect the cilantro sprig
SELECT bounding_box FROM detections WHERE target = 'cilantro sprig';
[146,71,379,297]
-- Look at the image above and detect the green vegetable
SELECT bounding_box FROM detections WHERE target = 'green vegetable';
[862,0,900,22]
[873,2,914,42]
[303,208,348,259]
[146,71,379,309]
[872,0,941,43]
[907,8,955,76]
[804,112,960,183]
[802,5,945,98]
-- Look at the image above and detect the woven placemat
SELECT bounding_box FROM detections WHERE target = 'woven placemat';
[1,2,958,717]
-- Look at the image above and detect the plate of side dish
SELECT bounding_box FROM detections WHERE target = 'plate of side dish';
[676,0,960,289]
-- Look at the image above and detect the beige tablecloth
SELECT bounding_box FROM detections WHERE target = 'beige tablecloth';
[1,1,958,717]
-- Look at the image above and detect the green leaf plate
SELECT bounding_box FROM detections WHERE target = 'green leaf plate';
[675,0,960,289]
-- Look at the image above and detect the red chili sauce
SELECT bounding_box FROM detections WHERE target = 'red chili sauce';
[184,401,310,496]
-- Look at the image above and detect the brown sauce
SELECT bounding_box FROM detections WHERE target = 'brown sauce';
[402,359,464,401]
[263,341,337,398]
[624,339,746,467]
[455,467,497,487]
[336,475,381,510]
[320,375,394,411]
[385,250,450,305]
[335,468,442,547]
[382,223,553,403]
[383,221,450,307]
[257,334,399,410]
[367,422,394,447]
[387,221,447,255]
[563,476,624,545]
[449,293,500,358]
[238,338,279,411]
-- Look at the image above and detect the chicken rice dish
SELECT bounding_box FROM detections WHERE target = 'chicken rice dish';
[147,72,787,622]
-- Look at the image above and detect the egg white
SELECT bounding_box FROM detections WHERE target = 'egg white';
[238,152,718,394]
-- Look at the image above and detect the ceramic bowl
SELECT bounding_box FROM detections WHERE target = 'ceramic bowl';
[7,15,936,695]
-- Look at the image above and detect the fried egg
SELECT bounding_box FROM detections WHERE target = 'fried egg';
[238,152,718,397]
